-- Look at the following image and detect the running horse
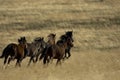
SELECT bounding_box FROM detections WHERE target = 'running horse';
[43,35,73,65]
[39,33,56,61]
[64,31,74,59]
[0,37,27,68]
[26,37,46,66]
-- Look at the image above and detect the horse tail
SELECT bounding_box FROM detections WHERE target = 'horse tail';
[0,53,4,58]
[0,44,14,58]
[0,47,7,58]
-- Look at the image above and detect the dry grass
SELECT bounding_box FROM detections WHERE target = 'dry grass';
[0,0,120,80]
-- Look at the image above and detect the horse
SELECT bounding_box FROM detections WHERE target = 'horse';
[0,43,17,66]
[15,37,27,67]
[63,31,74,59]
[43,35,73,65]
[0,37,27,68]
[47,33,56,45]
[26,37,46,66]
[39,33,56,61]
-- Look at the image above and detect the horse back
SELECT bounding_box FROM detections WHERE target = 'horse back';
[51,45,65,59]
[0,43,17,58]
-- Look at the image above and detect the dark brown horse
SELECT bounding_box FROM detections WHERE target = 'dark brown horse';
[15,37,27,67]
[64,31,74,59]
[39,33,56,61]
[43,35,73,65]
[26,37,46,66]
[56,31,74,59]
[0,37,27,68]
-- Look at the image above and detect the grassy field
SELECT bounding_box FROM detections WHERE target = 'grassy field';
[0,0,120,80]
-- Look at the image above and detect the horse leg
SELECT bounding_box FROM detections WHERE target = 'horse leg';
[35,53,40,63]
[47,56,50,64]
[28,56,34,66]
[15,58,21,67]
[18,58,23,67]
[63,49,68,59]
[28,57,32,66]
[4,56,8,65]
[18,60,21,67]
[43,55,48,65]
[39,47,47,61]
[56,58,61,66]
[39,51,45,61]
[7,57,12,66]
[35,55,38,63]
[67,50,71,58]
[63,52,67,60]
[64,51,67,58]
[15,59,19,67]
[2,55,9,69]
[49,56,53,64]
[33,49,40,63]
[32,57,36,63]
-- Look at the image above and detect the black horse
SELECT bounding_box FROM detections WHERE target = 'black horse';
[63,31,74,59]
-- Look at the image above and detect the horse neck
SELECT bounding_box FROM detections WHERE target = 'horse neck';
[18,43,26,49]
[47,39,55,45]
[63,41,68,49]
[57,41,67,49]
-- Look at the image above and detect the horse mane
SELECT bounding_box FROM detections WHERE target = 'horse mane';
[59,35,67,40]
[57,35,68,45]
[34,37,44,42]
[65,31,73,37]
[56,39,64,44]
[48,33,56,37]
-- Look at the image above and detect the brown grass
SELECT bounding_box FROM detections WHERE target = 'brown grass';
[0,0,120,80]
